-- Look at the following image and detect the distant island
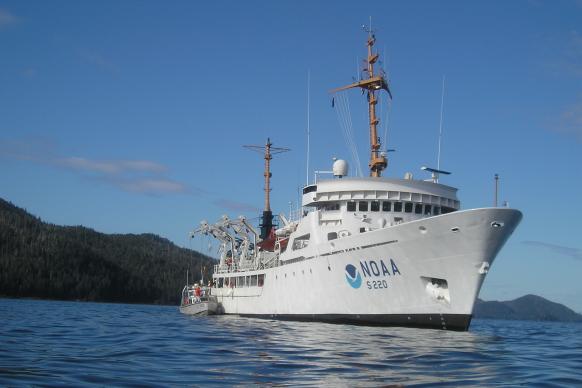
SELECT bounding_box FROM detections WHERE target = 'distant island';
[0,198,215,305]
[474,294,582,323]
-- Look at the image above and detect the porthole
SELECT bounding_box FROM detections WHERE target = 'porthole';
[451,227,460,232]
[491,221,504,228]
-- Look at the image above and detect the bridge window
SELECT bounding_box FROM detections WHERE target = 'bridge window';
[359,201,368,211]
[371,201,380,212]
[382,201,391,211]
[424,205,432,215]
[415,204,423,214]
[394,202,403,212]
[292,234,310,250]
[434,206,440,215]
[347,201,356,211]
[405,202,413,213]
[320,202,340,211]
[303,185,317,194]
[250,275,258,287]
[258,274,265,287]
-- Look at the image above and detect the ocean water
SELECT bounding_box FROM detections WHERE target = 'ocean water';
[1,299,581,387]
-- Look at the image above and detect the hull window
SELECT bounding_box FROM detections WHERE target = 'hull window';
[414,204,423,214]
[404,202,413,213]
[382,201,391,211]
[359,201,368,211]
[347,201,356,211]
[371,201,380,211]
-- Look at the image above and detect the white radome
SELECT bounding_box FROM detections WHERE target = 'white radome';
[332,159,349,178]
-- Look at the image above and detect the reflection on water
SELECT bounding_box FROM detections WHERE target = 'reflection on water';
[0,299,581,386]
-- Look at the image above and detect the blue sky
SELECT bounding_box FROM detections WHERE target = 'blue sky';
[1,1,581,312]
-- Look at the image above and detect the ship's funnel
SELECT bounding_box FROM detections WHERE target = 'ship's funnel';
[259,210,273,240]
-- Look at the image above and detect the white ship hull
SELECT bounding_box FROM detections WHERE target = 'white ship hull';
[196,30,522,331]
[211,208,521,330]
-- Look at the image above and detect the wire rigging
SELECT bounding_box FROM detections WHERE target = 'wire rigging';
[333,91,363,177]
[381,92,392,153]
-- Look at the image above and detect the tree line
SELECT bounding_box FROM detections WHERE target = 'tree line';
[0,198,215,305]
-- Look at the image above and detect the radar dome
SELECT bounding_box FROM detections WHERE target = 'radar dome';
[333,159,349,178]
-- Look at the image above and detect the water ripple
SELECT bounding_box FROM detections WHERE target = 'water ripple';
[1,299,581,386]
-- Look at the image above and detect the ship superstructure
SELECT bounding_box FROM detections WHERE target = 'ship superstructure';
[190,29,522,330]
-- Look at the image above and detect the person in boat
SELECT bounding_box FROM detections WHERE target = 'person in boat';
[194,284,202,302]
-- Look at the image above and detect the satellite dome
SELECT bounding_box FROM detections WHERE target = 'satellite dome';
[333,159,349,178]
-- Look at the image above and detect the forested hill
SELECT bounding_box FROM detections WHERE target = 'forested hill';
[0,198,215,305]
[474,295,582,322]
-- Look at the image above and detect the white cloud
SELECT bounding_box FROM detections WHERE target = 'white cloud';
[553,99,582,142]
[0,137,57,162]
[58,157,167,174]
[20,68,37,78]
[213,199,260,213]
[79,49,119,74]
[0,8,17,27]
[57,157,185,195]
[1,136,186,197]
[523,241,582,261]
[118,178,187,195]
[562,30,582,77]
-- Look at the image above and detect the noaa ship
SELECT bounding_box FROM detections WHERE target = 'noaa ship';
[190,30,522,330]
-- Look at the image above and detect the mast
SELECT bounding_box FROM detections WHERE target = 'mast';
[331,26,392,177]
[244,138,290,239]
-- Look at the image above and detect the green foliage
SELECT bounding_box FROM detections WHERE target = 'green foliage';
[0,198,215,305]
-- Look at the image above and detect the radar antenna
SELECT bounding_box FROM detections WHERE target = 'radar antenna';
[243,138,290,239]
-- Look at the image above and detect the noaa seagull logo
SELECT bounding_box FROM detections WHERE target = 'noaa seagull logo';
[345,264,362,289]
